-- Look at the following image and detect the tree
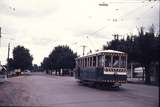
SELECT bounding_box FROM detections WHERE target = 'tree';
[41,57,51,73]
[41,45,77,75]
[50,45,77,74]
[12,45,33,71]
[33,64,39,72]
[7,58,15,71]
[134,27,156,84]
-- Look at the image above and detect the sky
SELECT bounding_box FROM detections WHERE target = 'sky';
[0,0,159,65]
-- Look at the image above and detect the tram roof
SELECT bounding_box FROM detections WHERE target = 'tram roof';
[77,50,126,59]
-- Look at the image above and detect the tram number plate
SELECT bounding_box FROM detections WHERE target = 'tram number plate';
[114,72,117,75]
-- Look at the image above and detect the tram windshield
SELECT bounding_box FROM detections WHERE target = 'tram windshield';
[120,56,126,68]
[105,54,127,68]
[113,56,119,67]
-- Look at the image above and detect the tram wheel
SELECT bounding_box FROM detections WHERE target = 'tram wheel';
[114,86,120,89]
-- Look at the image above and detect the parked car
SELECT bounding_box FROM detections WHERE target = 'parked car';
[15,69,21,76]
[23,70,31,75]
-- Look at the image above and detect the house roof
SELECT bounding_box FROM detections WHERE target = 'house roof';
[0,65,7,71]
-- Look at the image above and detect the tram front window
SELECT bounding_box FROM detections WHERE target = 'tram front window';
[105,55,111,67]
[120,56,126,68]
[113,56,119,67]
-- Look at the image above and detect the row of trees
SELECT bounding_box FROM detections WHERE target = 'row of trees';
[103,26,159,84]
[41,45,77,75]
[7,45,77,75]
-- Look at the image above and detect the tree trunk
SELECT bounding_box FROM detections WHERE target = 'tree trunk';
[142,66,145,81]
[58,69,60,75]
[55,70,57,75]
[156,62,159,86]
[46,70,48,74]
[145,64,151,84]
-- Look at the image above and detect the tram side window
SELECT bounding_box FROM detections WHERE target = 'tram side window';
[113,55,119,67]
[90,57,92,67]
[120,56,126,68]
[76,59,79,67]
[98,55,103,66]
[79,59,81,67]
[87,58,88,67]
[88,57,90,67]
[85,58,87,67]
[81,59,82,67]
[93,56,96,66]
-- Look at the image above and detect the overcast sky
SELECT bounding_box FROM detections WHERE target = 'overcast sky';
[0,0,159,65]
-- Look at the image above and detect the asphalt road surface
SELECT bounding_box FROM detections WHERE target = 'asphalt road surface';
[0,72,158,107]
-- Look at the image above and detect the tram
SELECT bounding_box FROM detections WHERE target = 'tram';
[75,50,127,87]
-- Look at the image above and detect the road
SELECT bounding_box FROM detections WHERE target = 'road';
[0,72,158,107]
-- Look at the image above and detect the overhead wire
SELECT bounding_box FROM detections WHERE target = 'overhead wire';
[82,0,158,52]
[86,0,157,36]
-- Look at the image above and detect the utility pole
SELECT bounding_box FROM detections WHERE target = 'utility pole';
[6,43,10,72]
[0,27,1,65]
[81,45,87,56]
[7,43,10,61]
[0,27,1,47]
[0,27,1,38]
[131,63,133,79]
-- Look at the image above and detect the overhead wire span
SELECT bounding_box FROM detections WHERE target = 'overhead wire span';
[89,0,157,35]
[83,0,158,51]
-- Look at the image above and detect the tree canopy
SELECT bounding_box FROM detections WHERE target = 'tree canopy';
[41,45,77,72]
[9,45,33,71]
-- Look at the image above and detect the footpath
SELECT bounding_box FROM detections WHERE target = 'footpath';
[127,78,145,84]
[127,78,158,86]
